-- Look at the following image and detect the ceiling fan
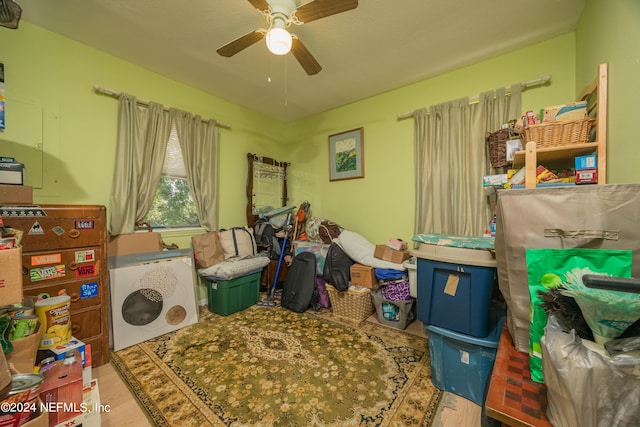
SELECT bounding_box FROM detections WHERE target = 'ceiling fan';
[0,0,22,29]
[217,0,358,76]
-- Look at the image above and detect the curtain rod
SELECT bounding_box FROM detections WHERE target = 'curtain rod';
[396,74,552,120]
[93,85,232,130]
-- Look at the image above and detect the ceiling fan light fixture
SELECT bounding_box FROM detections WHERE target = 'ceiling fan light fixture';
[265,27,292,55]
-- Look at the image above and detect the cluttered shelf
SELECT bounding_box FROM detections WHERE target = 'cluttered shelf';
[484,63,607,190]
[512,141,599,169]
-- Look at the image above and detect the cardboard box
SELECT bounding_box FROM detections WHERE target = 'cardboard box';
[0,246,23,306]
[576,168,598,184]
[46,337,86,366]
[80,379,101,427]
[350,263,377,289]
[387,238,408,251]
[482,174,508,187]
[39,350,84,426]
[107,232,163,257]
[83,344,92,387]
[53,379,101,427]
[0,184,33,203]
[21,398,48,427]
[374,245,410,264]
[7,322,42,374]
[575,154,597,170]
[0,162,24,185]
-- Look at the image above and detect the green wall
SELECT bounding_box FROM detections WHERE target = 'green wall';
[0,21,289,241]
[576,0,640,184]
[2,0,638,249]
[287,34,577,244]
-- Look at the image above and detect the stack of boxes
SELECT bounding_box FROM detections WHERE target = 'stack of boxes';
[413,242,504,406]
[367,240,415,330]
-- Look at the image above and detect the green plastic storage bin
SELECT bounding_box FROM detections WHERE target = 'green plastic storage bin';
[207,271,261,315]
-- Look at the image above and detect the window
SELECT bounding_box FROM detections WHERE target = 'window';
[143,125,200,228]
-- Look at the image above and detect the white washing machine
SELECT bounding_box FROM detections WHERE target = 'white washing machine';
[109,249,199,351]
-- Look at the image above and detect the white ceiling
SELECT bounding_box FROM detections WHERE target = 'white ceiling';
[18,0,586,123]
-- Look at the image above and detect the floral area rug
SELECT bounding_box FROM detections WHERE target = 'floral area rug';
[111,305,442,426]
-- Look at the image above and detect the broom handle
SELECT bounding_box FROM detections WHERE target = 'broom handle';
[582,274,640,294]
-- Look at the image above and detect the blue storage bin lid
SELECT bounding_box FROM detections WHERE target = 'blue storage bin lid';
[425,304,505,348]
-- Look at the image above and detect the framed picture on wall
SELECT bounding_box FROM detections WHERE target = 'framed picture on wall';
[328,127,364,181]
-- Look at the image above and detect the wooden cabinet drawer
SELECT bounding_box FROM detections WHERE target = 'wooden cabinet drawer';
[23,279,103,311]
[260,259,288,289]
[22,247,101,287]
[69,308,102,341]
[2,204,110,367]
[2,205,105,251]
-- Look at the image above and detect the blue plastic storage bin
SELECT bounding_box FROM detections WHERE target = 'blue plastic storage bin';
[416,256,496,337]
[425,307,504,405]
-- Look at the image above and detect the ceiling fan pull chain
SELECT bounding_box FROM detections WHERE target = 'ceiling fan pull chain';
[284,55,288,108]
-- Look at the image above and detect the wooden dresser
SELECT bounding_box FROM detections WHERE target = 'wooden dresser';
[260,259,288,290]
[1,204,109,366]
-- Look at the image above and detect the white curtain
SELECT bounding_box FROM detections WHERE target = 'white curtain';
[109,94,220,235]
[110,94,172,235]
[171,108,219,231]
[413,86,521,237]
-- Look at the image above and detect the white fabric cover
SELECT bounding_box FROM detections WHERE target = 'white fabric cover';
[198,255,270,280]
[333,230,406,271]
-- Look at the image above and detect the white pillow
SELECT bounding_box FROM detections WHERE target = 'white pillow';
[198,255,270,280]
[333,230,406,271]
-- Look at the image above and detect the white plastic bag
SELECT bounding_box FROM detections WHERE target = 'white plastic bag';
[542,316,640,427]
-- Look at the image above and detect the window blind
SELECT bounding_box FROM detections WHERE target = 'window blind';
[161,124,187,178]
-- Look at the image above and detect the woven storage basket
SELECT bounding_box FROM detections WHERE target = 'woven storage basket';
[486,128,511,168]
[522,118,595,147]
[326,284,374,323]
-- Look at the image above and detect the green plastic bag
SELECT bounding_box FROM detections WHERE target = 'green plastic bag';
[526,248,632,383]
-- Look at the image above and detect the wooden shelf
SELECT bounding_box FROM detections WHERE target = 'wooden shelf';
[512,141,599,169]
[515,63,607,189]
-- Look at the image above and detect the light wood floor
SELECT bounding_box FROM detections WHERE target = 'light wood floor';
[94,312,482,427]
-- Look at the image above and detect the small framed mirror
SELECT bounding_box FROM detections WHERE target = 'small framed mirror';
[246,153,290,228]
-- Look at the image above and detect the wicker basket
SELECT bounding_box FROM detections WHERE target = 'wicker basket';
[325,284,374,323]
[486,128,512,168]
[522,118,595,147]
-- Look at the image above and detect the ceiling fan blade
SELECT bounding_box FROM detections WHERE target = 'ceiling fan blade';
[0,0,22,29]
[291,38,322,75]
[247,0,270,12]
[293,0,358,24]
[217,30,265,57]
